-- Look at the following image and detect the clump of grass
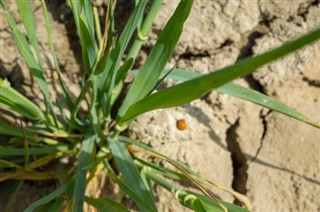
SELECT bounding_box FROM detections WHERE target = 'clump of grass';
[1,1,319,211]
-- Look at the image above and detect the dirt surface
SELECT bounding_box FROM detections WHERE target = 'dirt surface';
[1,0,320,211]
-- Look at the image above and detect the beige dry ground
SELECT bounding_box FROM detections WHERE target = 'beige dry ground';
[0,1,319,212]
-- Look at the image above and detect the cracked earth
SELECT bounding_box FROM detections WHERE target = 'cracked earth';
[131,1,320,211]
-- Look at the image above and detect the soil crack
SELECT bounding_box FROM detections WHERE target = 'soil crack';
[251,109,271,162]
[302,76,320,88]
[226,118,248,205]
[236,27,269,92]
[178,51,210,60]
[297,0,320,21]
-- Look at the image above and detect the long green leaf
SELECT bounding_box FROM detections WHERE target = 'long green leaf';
[119,136,197,176]
[115,58,134,85]
[82,0,95,40]
[0,145,70,157]
[1,2,38,71]
[72,133,95,212]
[218,83,319,128]
[164,69,320,128]
[104,160,157,211]
[106,58,135,110]
[79,17,98,73]
[0,120,38,141]
[135,158,188,182]
[108,138,157,212]
[107,0,115,48]
[0,79,46,121]
[118,0,193,118]
[0,159,23,170]
[85,196,129,212]
[68,0,81,30]
[24,181,71,212]
[120,28,320,123]
[16,1,43,69]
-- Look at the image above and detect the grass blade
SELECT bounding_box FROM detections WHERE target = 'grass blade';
[72,133,95,212]
[107,0,115,48]
[0,79,46,121]
[115,58,134,85]
[0,170,58,182]
[108,137,157,211]
[93,6,102,43]
[82,0,95,40]
[0,120,38,141]
[117,0,193,118]
[217,83,320,128]
[106,0,116,46]
[0,145,71,157]
[103,160,157,211]
[0,159,23,170]
[1,1,39,70]
[85,196,129,212]
[165,69,320,128]
[135,158,188,182]
[24,181,71,212]
[16,1,43,67]
[68,0,81,29]
[26,151,73,170]
[120,28,320,123]
[119,136,197,175]
[79,17,98,73]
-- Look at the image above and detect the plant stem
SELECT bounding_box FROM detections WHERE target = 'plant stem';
[126,0,163,60]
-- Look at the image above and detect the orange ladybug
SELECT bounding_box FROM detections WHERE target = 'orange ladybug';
[176,119,187,131]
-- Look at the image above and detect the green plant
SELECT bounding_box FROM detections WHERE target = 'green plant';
[1,0,319,211]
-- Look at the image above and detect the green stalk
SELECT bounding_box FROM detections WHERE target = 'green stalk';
[126,0,163,59]
[144,171,203,210]
[93,6,102,44]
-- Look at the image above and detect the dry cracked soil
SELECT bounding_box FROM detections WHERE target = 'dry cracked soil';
[0,0,320,211]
